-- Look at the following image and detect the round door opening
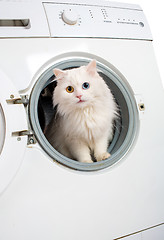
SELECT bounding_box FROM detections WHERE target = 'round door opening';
[29,56,139,171]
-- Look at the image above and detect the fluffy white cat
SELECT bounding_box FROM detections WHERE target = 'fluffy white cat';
[45,60,117,163]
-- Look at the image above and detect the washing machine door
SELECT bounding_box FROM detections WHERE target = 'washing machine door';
[0,69,28,194]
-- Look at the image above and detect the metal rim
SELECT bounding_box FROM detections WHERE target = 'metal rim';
[29,54,139,171]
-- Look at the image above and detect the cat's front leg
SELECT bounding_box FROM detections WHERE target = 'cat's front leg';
[94,134,111,162]
[68,139,93,163]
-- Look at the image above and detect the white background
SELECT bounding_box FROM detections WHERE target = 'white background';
[117,0,164,88]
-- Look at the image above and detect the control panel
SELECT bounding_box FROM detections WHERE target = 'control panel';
[44,3,152,40]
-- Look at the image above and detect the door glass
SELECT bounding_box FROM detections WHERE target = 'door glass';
[0,104,5,154]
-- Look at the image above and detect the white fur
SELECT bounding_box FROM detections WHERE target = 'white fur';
[45,60,117,163]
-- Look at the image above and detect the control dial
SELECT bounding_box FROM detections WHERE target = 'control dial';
[62,9,78,25]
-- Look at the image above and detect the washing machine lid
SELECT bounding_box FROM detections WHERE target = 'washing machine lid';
[0,69,28,194]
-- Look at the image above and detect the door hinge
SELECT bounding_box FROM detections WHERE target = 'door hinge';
[6,95,29,106]
[12,130,36,145]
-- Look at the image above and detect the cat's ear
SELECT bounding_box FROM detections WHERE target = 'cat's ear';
[86,59,97,76]
[53,68,65,79]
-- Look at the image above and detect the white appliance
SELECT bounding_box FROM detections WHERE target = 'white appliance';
[0,0,164,239]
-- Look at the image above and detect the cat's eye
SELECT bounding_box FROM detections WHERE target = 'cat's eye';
[82,82,90,90]
[66,86,74,93]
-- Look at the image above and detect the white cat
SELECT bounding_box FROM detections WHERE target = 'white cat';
[45,60,117,163]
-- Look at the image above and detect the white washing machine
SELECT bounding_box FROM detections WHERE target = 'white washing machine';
[0,0,164,239]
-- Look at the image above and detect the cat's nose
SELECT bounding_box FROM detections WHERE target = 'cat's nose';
[76,95,82,100]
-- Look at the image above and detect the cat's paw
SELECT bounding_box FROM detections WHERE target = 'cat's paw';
[81,159,93,163]
[96,152,111,162]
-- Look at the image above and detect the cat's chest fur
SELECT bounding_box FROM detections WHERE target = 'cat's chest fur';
[61,105,110,142]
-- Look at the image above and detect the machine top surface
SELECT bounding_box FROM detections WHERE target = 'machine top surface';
[0,0,152,40]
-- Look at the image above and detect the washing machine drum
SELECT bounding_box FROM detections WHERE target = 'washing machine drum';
[29,57,139,171]
[0,69,28,194]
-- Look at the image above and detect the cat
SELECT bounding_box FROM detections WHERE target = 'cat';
[45,60,117,163]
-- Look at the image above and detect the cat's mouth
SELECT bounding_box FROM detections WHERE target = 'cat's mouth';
[77,99,86,103]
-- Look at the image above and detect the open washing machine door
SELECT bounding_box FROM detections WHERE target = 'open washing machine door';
[0,69,28,194]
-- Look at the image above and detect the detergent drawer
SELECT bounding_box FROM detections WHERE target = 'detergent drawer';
[0,1,49,38]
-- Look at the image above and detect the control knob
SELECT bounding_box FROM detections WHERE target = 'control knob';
[62,9,78,25]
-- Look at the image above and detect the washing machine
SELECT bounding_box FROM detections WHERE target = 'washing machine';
[0,0,164,239]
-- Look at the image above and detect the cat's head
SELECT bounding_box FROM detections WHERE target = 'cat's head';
[52,60,108,114]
